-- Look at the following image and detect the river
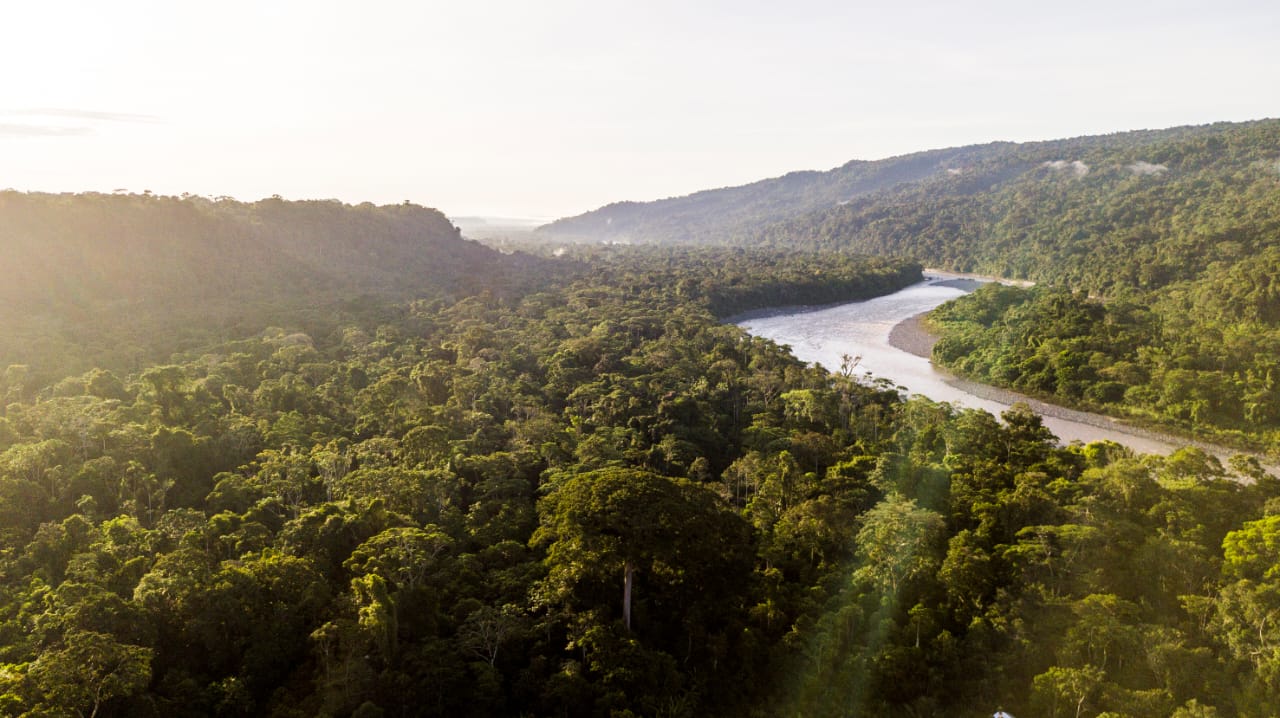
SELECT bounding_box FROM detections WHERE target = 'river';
[734,273,1188,455]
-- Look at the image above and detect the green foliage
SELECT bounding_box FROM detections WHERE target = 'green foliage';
[928,277,1280,452]
[543,120,1280,293]
[544,244,922,318]
[0,244,926,716]
[543,120,1280,454]
[2,200,1279,715]
[28,631,150,716]
[0,191,548,388]
[852,493,945,596]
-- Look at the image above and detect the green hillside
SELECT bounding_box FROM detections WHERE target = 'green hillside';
[751,119,1280,294]
[8,123,1280,716]
[0,192,537,387]
[541,119,1280,449]
[538,120,1274,268]
[537,144,988,243]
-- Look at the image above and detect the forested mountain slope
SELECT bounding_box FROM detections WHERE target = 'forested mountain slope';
[10,124,1280,716]
[771,119,1280,449]
[537,120,1273,271]
[540,120,1280,451]
[538,144,997,243]
[745,118,1280,450]
[0,192,538,387]
[752,118,1280,294]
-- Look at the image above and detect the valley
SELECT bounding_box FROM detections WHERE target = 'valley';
[737,273,1184,455]
[4,118,1280,717]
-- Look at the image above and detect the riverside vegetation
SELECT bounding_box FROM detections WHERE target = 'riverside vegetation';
[546,119,1280,453]
[5,118,1280,718]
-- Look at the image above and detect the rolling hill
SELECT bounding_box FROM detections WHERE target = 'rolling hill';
[0,192,542,385]
[540,119,1280,294]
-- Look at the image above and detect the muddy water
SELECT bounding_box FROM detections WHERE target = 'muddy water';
[735,274,1184,455]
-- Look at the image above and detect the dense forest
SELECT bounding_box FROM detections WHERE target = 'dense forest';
[2,193,1280,716]
[538,120,1274,263]
[0,192,543,390]
[542,245,923,318]
[544,118,1280,457]
[747,119,1280,295]
[926,269,1280,453]
[11,119,1280,717]
[2,226,1269,711]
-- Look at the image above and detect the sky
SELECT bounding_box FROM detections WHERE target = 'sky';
[3,0,1278,219]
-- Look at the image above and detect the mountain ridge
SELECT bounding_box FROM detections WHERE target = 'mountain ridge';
[538,119,1274,254]
[0,192,543,385]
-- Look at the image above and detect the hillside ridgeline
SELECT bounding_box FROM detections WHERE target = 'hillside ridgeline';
[540,120,1279,293]
[0,192,539,386]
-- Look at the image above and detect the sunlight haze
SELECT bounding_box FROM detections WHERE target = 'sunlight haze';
[4,0,1277,218]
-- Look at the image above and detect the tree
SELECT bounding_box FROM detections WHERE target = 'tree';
[458,604,523,667]
[533,468,751,634]
[1208,579,1280,693]
[1222,514,1280,581]
[344,525,453,593]
[853,493,946,598]
[1031,664,1106,718]
[938,529,996,612]
[27,629,151,718]
[1062,593,1142,674]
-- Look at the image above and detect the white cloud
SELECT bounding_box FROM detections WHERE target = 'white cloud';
[0,108,161,140]
[5,108,160,123]
[0,123,93,138]
[1126,160,1167,176]
[1043,159,1090,177]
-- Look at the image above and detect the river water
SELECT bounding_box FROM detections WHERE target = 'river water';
[735,274,1185,455]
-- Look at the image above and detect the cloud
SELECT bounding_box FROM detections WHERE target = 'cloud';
[1127,161,1168,176]
[0,123,93,137]
[6,108,160,123]
[0,108,160,139]
[1043,159,1090,177]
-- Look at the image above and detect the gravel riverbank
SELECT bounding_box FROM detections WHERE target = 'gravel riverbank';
[886,312,940,359]
[886,310,1263,463]
[738,276,1270,468]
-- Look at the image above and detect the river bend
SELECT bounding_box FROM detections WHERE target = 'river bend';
[735,274,1185,455]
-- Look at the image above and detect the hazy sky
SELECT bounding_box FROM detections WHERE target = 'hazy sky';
[4,1,1278,218]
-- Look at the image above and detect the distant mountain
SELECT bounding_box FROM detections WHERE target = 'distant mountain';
[538,120,1280,293]
[451,215,548,242]
[539,143,1011,243]
[543,118,1280,450]
[750,119,1280,293]
[0,192,541,383]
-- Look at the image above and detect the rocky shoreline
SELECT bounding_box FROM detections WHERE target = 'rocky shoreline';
[886,311,939,359]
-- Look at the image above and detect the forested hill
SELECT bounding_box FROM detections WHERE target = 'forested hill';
[0,192,538,384]
[539,118,1280,452]
[538,120,1280,294]
[750,118,1280,294]
[537,143,1002,243]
